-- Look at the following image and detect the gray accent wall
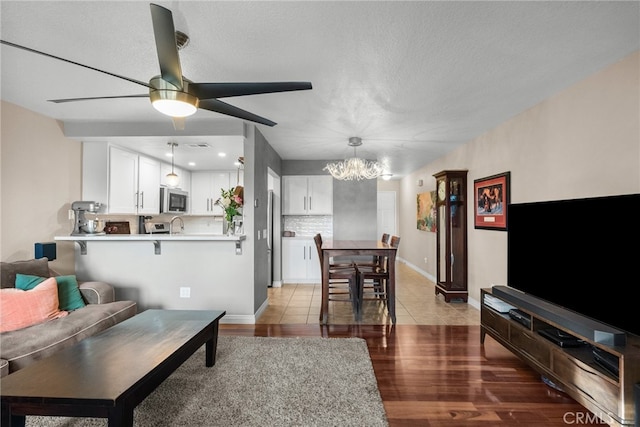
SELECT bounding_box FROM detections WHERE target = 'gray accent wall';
[281,160,377,240]
[253,128,283,312]
[333,179,377,240]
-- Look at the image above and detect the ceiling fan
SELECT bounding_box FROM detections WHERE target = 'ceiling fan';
[0,3,312,127]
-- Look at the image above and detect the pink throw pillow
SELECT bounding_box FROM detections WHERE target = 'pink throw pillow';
[0,277,68,333]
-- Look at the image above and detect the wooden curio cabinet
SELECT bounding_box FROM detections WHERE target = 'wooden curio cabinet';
[433,170,468,302]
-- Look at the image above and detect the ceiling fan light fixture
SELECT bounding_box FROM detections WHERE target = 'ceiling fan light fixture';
[151,91,198,117]
[324,137,384,181]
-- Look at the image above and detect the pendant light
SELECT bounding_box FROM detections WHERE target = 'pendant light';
[166,142,180,187]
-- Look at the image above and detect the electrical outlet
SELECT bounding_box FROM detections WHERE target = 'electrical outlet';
[179,287,190,298]
[68,209,74,220]
[424,257,428,264]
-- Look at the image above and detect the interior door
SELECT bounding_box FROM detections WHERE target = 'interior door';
[377,191,397,238]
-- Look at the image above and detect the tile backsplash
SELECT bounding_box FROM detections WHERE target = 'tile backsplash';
[283,215,333,237]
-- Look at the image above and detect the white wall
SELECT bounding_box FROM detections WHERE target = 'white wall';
[1,101,81,273]
[398,50,640,306]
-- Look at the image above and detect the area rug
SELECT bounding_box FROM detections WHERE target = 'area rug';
[26,336,388,427]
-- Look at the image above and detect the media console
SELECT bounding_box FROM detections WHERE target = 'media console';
[481,287,640,426]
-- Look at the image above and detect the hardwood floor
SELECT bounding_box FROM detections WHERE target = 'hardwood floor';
[219,324,607,426]
[223,262,606,426]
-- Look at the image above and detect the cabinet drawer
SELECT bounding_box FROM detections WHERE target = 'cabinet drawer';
[552,349,619,414]
[481,307,509,340]
[510,328,550,368]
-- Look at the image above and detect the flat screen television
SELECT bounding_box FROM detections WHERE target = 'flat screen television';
[507,193,640,338]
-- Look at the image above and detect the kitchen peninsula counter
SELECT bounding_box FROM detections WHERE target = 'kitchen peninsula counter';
[55,234,245,255]
[54,233,256,323]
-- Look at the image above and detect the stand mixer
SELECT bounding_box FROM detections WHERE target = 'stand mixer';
[71,201,103,235]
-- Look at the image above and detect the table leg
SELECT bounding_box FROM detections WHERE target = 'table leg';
[1,404,25,427]
[109,404,133,427]
[387,251,397,324]
[205,320,219,367]
[320,254,329,324]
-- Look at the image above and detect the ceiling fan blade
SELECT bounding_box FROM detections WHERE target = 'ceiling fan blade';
[150,3,183,90]
[199,98,277,127]
[189,82,312,100]
[48,94,149,103]
[0,40,151,89]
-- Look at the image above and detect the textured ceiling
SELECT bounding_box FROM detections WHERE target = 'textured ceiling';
[1,1,638,175]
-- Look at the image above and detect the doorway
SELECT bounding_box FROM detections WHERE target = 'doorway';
[377,191,397,238]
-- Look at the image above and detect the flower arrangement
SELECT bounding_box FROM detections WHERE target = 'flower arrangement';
[216,187,243,223]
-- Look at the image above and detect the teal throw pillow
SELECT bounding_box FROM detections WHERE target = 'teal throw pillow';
[16,273,86,311]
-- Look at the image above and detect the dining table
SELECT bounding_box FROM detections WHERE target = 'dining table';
[320,239,398,324]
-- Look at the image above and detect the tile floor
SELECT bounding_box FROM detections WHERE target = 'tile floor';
[256,261,481,325]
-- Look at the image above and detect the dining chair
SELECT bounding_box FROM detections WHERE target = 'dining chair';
[313,234,360,320]
[355,235,400,319]
[368,233,390,268]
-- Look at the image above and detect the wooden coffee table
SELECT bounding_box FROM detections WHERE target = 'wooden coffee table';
[1,309,225,427]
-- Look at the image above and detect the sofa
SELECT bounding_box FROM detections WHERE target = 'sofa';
[0,258,137,377]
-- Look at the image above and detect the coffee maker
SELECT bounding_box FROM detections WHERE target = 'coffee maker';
[71,201,103,235]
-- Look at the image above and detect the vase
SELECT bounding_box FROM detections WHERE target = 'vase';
[223,220,235,236]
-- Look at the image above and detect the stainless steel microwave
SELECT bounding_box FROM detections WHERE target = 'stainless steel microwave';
[160,187,188,214]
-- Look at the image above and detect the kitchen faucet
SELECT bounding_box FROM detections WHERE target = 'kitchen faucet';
[170,216,184,235]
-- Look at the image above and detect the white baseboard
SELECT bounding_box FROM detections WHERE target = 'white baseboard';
[397,256,436,283]
[220,298,270,324]
[219,314,258,324]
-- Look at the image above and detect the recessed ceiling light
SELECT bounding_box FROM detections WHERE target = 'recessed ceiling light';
[188,162,196,166]
[218,152,226,157]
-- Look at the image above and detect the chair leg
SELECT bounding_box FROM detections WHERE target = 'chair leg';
[351,275,362,321]
[358,273,363,321]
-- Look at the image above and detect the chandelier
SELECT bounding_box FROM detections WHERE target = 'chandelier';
[324,137,384,181]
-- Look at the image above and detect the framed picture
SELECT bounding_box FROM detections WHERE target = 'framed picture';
[417,191,437,232]
[474,172,510,230]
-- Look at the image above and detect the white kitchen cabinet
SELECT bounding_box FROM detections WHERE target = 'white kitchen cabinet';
[283,175,333,215]
[190,171,231,215]
[282,238,321,284]
[108,146,161,215]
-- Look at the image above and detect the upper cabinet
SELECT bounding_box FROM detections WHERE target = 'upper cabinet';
[82,143,160,214]
[81,141,243,216]
[283,175,333,215]
[108,146,160,215]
